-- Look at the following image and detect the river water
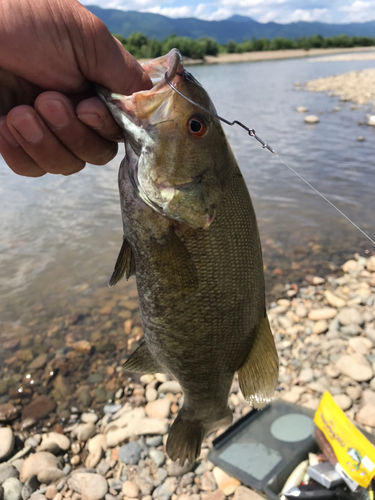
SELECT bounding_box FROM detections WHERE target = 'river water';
[0,54,374,405]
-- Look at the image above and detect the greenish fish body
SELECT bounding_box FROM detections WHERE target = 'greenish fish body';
[97,49,279,463]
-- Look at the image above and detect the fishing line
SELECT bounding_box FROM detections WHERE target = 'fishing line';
[165,71,375,246]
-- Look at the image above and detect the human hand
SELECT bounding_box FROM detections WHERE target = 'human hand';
[0,0,152,177]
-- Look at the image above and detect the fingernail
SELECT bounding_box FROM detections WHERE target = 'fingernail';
[77,113,104,130]
[12,113,44,144]
[37,100,70,129]
[0,118,19,146]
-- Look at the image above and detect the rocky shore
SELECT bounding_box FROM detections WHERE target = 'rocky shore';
[1,253,375,500]
[306,67,375,105]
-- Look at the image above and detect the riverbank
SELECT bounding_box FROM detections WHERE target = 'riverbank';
[1,253,375,500]
[137,46,375,66]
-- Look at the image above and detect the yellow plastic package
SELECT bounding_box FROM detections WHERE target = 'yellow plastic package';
[314,391,375,490]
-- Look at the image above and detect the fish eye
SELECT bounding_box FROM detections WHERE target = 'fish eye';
[187,116,207,138]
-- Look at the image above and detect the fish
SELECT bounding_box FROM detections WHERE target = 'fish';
[96,48,279,463]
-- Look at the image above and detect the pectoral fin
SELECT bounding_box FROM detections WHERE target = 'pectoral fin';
[108,237,136,287]
[238,315,279,409]
[124,339,165,373]
[152,228,199,289]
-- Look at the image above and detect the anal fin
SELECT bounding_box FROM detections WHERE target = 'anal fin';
[124,339,165,374]
[108,237,136,287]
[238,315,279,409]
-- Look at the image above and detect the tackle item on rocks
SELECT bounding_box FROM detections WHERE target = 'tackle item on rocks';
[307,461,343,489]
[314,391,375,491]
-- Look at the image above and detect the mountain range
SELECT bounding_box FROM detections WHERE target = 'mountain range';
[86,5,375,43]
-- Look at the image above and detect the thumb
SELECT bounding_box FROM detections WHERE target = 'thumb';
[69,2,152,95]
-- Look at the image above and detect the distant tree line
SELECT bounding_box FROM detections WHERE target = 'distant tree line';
[113,33,375,60]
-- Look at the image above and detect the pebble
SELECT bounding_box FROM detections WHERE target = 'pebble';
[145,399,171,419]
[20,453,61,483]
[336,354,373,382]
[118,442,141,465]
[304,115,319,124]
[349,337,372,355]
[145,389,158,403]
[308,308,337,321]
[103,405,121,415]
[121,481,139,498]
[38,433,70,454]
[36,468,65,485]
[146,436,163,447]
[28,353,48,371]
[157,382,181,395]
[362,389,375,406]
[356,404,375,427]
[337,308,364,326]
[149,449,166,467]
[21,397,56,421]
[200,472,216,492]
[81,413,99,424]
[77,422,97,442]
[2,478,22,500]
[212,467,240,496]
[312,320,328,334]
[0,405,18,423]
[333,394,352,411]
[0,465,19,484]
[21,475,39,500]
[205,491,225,500]
[233,486,264,500]
[296,106,308,113]
[324,290,346,309]
[0,428,14,462]
[298,368,314,383]
[346,385,362,400]
[152,477,177,500]
[68,473,108,500]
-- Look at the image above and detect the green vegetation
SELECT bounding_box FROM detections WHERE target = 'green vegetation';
[113,33,375,60]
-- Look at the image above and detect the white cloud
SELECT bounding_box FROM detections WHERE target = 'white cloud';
[145,5,193,16]
[339,0,375,22]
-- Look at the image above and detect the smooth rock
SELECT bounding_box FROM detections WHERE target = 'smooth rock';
[296,106,308,113]
[44,486,58,500]
[121,481,139,498]
[145,400,171,419]
[346,385,362,400]
[308,308,337,321]
[77,422,96,442]
[298,368,314,383]
[145,389,157,403]
[304,115,319,124]
[337,308,364,326]
[28,354,48,371]
[96,460,111,477]
[140,374,154,386]
[146,436,163,447]
[36,468,65,485]
[362,389,375,406]
[157,382,181,395]
[3,478,22,500]
[233,486,264,500]
[21,475,39,500]
[166,462,194,477]
[21,397,56,421]
[333,394,352,411]
[324,290,346,309]
[212,467,240,496]
[85,448,103,469]
[341,324,361,336]
[312,320,328,335]
[152,478,177,500]
[335,354,373,382]
[0,405,18,423]
[349,337,372,355]
[0,465,19,484]
[0,428,14,462]
[87,434,106,454]
[205,491,225,500]
[149,450,165,468]
[81,413,99,424]
[68,473,108,500]
[103,405,121,415]
[200,472,216,492]
[20,452,61,483]
[356,404,375,427]
[38,433,70,454]
[118,442,141,465]
[366,256,375,272]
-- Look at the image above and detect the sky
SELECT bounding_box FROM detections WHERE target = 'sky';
[80,0,375,23]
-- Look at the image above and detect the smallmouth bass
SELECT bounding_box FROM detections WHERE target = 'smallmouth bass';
[97,49,279,463]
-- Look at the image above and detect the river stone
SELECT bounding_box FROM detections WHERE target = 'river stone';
[140,374,154,386]
[68,473,108,500]
[118,442,141,465]
[152,477,177,500]
[296,106,308,113]
[304,115,319,124]
[37,468,66,485]
[200,472,217,492]
[349,337,372,355]
[333,394,352,411]
[121,481,139,498]
[0,405,18,423]
[312,320,328,334]
[85,447,103,469]
[308,308,337,321]
[21,397,56,421]
[298,368,314,383]
[21,475,39,500]
[335,354,373,382]
[149,449,165,468]
[157,381,181,395]
[0,428,14,462]
[28,354,48,371]
[20,452,61,483]
[77,423,96,442]
[337,308,364,326]
[3,478,22,500]
[212,467,240,496]
[145,399,171,419]
[356,404,375,427]
[0,465,19,484]
[145,388,157,403]
[362,390,375,406]
[38,433,70,454]
[233,486,264,500]
[346,385,362,400]
[81,413,99,424]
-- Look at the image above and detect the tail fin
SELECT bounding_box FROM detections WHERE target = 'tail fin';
[166,413,206,463]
